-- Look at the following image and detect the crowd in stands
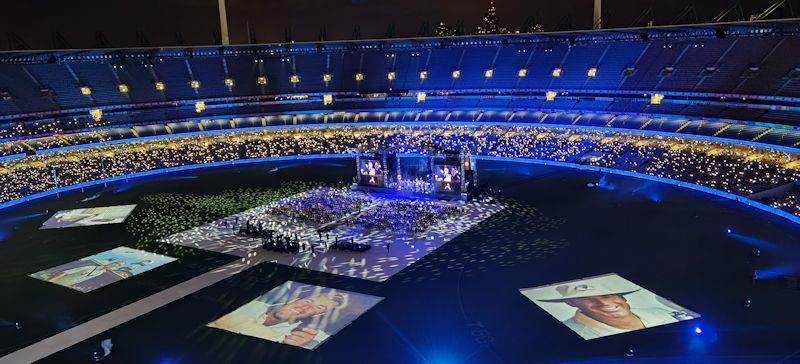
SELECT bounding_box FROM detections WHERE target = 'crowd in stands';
[0,124,799,218]
[764,185,800,215]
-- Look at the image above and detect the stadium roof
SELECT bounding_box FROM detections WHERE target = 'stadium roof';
[1,18,798,63]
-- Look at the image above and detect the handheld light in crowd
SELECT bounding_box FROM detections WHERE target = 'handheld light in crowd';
[546,91,557,101]
[552,68,562,77]
[79,86,92,95]
[118,84,129,93]
[90,109,103,121]
[195,101,206,113]
[518,68,528,77]
[416,92,426,103]
[323,73,332,82]
[323,94,333,105]
[651,93,664,105]
[451,70,461,79]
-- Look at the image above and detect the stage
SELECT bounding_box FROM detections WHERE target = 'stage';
[162,187,502,282]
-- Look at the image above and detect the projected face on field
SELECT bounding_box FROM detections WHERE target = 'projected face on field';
[40,204,137,229]
[358,159,384,187]
[29,247,175,292]
[208,281,382,350]
[520,273,700,340]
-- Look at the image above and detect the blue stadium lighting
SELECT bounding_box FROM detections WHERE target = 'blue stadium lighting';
[726,228,733,234]
[694,326,703,335]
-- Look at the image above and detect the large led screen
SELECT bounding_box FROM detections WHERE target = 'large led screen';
[40,204,137,229]
[358,159,384,187]
[207,281,383,350]
[519,273,700,340]
[30,247,176,292]
[433,164,462,194]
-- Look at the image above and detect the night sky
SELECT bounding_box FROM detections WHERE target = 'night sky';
[0,0,792,50]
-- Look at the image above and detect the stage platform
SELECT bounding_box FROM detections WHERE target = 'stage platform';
[162,188,502,281]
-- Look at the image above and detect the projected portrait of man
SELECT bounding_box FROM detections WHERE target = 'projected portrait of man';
[535,281,696,340]
[208,290,349,349]
[35,259,125,289]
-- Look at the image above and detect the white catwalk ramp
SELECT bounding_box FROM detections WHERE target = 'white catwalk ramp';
[0,254,268,364]
[163,188,503,281]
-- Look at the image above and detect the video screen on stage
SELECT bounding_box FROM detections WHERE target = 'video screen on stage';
[358,158,384,187]
[208,281,383,350]
[434,164,462,194]
[519,273,700,340]
[40,204,137,229]
[29,247,176,293]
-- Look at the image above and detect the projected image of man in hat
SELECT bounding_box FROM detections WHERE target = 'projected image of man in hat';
[537,282,682,340]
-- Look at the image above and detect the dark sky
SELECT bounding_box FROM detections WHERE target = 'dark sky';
[0,0,792,50]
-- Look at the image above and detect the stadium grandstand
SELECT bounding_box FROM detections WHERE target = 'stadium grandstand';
[0,2,800,363]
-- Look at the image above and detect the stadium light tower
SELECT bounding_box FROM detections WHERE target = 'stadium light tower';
[593,0,602,29]
[218,0,230,45]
